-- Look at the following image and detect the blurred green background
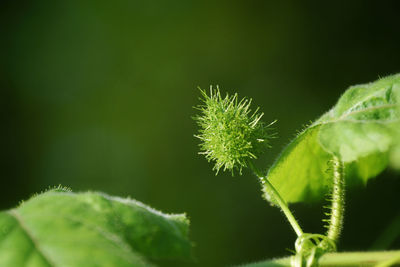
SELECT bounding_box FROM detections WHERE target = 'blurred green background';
[1,1,400,266]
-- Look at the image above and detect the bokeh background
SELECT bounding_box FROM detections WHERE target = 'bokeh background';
[1,1,400,266]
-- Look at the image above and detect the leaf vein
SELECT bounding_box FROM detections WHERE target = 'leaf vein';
[8,210,55,267]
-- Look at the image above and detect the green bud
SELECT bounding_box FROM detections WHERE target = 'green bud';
[194,86,275,175]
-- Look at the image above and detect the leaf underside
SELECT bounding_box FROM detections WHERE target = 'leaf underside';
[266,74,400,203]
[0,188,193,266]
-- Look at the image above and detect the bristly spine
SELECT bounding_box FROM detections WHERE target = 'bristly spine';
[193,86,275,175]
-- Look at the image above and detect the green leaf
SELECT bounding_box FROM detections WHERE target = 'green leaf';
[0,187,193,266]
[266,74,400,203]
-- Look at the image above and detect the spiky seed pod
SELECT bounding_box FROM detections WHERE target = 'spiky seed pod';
[194,86,274,175]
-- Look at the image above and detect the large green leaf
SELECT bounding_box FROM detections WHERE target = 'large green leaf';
[266,74,400,203]
[0,187,193,266]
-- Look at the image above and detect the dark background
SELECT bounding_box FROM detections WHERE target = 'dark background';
[1,1,400,266]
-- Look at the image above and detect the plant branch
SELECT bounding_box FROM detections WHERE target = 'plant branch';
[242,250,400,267]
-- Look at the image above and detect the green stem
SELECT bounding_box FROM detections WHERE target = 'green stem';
[326,156,345,243]
[252,250,400,267]
[249,162,303,237]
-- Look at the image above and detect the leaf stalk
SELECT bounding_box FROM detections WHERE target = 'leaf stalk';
[326,156,345,243]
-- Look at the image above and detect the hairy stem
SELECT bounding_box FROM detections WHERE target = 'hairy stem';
[252,250,400,267]
[326,156,345,243]
[249,162,303,237]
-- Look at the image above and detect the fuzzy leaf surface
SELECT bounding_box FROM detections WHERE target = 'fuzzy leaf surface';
[0,189,193,266]
[266,74,400,203]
